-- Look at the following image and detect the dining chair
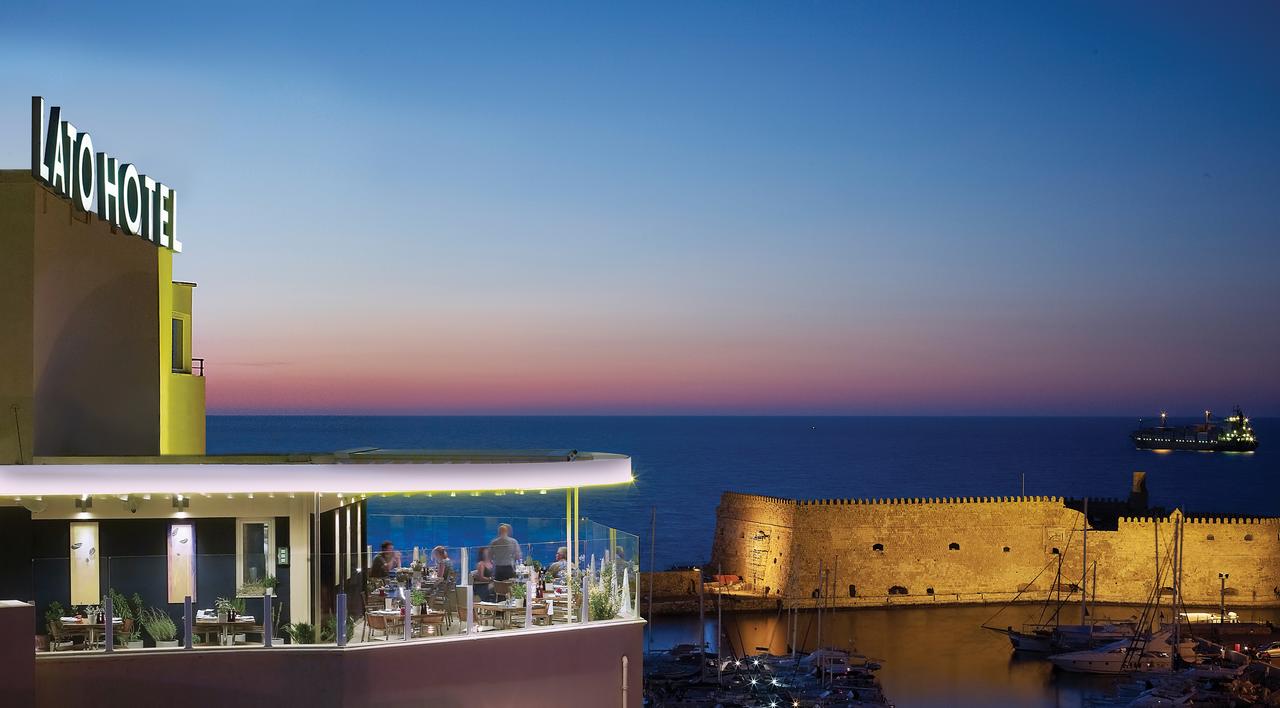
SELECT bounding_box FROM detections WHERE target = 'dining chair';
[416,612,445,637]
[492,581,513,602]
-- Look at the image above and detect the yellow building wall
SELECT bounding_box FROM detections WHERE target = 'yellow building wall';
[159,249,206,455]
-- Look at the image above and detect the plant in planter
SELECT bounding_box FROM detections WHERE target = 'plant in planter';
[214,597,237,622]
[409,589,428,614]
[320,615,357,643]
[107,590,146,648]
[237,574,280,597]
[587,562,620,621]
[140,608,180,647]
[271,601,286,641]
[510,581,527,607]
[285,622,315,644]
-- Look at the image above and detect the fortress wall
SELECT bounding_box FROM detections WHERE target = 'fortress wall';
[786,497,1083,602]
[710,493,796,596]
[711,493,1280,608]
[1089,516,1280,607]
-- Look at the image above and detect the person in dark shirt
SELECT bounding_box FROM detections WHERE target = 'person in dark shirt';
[369,541,401,579]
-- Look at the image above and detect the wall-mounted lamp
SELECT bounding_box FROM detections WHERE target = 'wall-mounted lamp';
[172,494,190,511]
[75,495,93,511]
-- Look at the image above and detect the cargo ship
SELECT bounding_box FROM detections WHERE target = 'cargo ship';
[1130,406,1258,452]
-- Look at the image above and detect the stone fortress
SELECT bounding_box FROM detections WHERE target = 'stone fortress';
[709,473,1280,609]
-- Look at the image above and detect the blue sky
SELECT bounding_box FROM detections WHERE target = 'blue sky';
[1,2,1277,414]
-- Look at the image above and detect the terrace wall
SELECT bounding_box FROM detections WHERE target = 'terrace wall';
[33,619,644,708]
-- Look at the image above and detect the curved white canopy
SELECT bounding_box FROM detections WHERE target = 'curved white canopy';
[0,454,633,497]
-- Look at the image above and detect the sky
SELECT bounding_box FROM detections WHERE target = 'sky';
[1,2,1277,416]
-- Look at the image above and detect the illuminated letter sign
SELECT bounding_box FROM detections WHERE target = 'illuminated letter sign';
[31,97,182,252]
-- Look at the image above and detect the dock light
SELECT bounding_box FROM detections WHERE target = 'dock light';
[75,495,92,511]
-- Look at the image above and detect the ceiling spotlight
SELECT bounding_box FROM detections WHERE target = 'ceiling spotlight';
[172,495,190,510]
[75,495,93,511]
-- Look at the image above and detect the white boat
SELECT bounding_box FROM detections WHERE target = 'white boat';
[1048,630,1198,675]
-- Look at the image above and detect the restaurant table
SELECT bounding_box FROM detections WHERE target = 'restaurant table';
[194,615,256,645]
[59,617,122,648]
[368,608,448,638]
[474,601,530,629]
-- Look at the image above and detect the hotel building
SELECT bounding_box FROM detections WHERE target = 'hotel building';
[0,98,643,707]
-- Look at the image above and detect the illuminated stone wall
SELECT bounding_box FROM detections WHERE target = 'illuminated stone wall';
[711,491,1280,608]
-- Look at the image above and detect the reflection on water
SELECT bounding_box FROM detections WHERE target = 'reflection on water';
[647,604,1280,707]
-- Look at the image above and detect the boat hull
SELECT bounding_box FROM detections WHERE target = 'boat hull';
[1131,436,1257,452]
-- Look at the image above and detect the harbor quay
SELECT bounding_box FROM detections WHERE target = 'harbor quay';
[644,472,1280,614]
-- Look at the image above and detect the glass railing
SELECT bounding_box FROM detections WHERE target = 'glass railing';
[31,520,640,655]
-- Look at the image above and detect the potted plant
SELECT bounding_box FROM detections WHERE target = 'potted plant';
[108,589,146,648]
[237,574,280,597]
[409,589,427,615]
[510,582,526,608]
[37,601,65,651]
[588,563,620,621]
[140,607,180,648]
[320,615,357,644]
[271,601,286,643]
[285,622,315,644]
[214,597,236,623]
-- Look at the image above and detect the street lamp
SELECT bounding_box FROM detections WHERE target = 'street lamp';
[1218,572,1229,624]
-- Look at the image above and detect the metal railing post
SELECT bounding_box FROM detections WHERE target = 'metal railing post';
[466,584,475,634]
[336,592,347,646]
[183,596,193,649]
[263,591,273,647]
[402,587,411,642]
[525,578,533,628]
[581,575,590,624]
[103,595,114,653]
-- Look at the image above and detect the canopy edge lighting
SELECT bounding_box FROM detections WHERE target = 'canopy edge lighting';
[0,456,633,497]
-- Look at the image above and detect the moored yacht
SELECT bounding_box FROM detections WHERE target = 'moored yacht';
[1048,630,1198,675]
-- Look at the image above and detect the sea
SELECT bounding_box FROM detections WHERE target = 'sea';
[208,415,1279,707]
[208,415,1278,570]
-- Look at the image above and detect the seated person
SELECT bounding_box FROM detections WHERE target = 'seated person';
[431,545,455,583]
[471,547,496,601]
[369,541,401,579]
[546,546,573,580]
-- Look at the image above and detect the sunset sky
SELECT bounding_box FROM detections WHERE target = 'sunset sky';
[2,2,1277,415]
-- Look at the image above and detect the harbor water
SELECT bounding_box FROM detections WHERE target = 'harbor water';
[648,604,1280,707]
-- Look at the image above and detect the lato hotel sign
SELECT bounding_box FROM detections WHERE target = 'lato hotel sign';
[31,96,182,252]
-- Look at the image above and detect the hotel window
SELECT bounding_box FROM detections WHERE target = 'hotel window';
[171,318,185,372]
[236,518,275,594]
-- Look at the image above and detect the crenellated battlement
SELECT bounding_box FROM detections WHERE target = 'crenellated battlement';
[796,494,1065,506]
[719,491,797,506]
[1121,515,1280,525]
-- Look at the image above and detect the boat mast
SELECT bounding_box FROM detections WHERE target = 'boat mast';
[1081,497,1088,626]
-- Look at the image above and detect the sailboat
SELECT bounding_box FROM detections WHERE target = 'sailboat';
[986,499,1134,653]
[1051,510,1199,675]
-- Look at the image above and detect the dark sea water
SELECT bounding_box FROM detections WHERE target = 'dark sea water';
[207,415,1278,570]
